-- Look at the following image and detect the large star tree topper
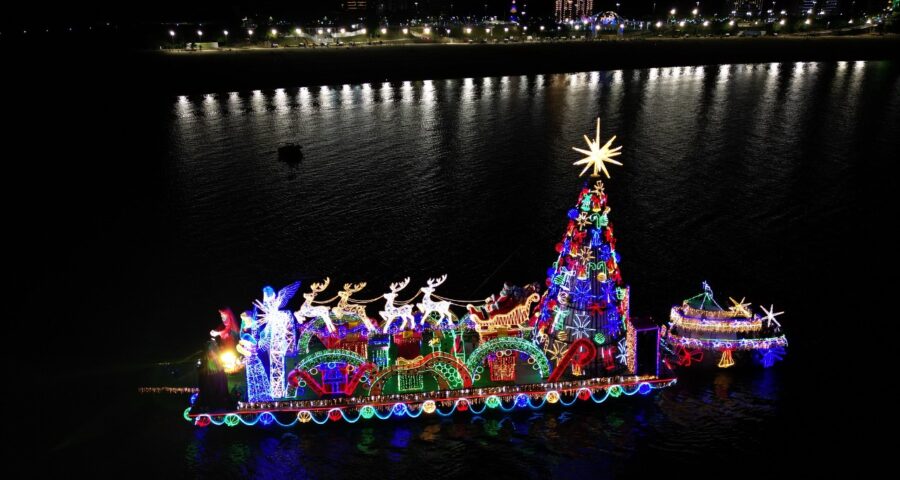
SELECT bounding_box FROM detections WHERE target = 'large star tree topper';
[572,118,623,178]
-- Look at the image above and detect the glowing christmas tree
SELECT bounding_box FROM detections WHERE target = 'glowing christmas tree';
[533,119,629,377]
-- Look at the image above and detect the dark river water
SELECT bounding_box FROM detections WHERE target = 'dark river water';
[31,61,898,476]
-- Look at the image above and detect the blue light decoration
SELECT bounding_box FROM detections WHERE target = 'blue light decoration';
[186,380,674,427]
[757,346,786,368]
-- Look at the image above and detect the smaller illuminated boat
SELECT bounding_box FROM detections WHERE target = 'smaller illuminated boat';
[662,282,787,369]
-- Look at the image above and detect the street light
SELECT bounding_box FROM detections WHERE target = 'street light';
[224,30,229,37]
[295,28,302,35]
[540,25,545,31]
[402,28,409,34]
[670,8,676,15]
[381,28,387,34]
[169,30,175,38]
[465,27,472,34]
[197,30,203,38]
[423,27,431,34]
[271,28,277,36]
[248,29,254,36]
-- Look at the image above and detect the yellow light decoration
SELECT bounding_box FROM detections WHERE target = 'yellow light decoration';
[297,411,312,423]
[728,297,752,317]
[219,350,242,373]
[422,400,436,414]
[718,350,735,368]
[572,118,623,178]
[546,390,561,403]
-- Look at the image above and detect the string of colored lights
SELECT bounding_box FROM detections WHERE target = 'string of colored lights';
[666,333,788,351]
[669,308,762,333]
[186,380,672,427]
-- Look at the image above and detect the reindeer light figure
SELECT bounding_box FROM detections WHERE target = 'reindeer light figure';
[417,274,455,327]
[332,282,369,324]
[380,277,416,333]
[294,278,336,333]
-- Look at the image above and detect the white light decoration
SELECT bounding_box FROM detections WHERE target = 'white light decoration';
[295,278,336,333]
[616,338,628,364]
[254,282,301,398]
[567,312,596,340]
[380,278,416,332]
[572,118,623,178]
[760,305,784,329]
[417,275,454,327]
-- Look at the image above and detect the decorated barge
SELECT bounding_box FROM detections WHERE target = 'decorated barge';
[185,119,676,427]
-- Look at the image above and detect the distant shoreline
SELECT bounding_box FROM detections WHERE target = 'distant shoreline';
[128,35,900,95]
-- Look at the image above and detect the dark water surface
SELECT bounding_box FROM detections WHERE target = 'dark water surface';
[27,61,898,476]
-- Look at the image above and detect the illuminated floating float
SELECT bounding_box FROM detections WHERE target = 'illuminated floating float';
[662,282,788,369]
[185,118,676,427]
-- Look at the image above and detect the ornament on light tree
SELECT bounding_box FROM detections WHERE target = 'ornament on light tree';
[718,349,735,368]
[546,340,569,364]
[295,278,336,333]
[380,277,416,332]
[572,118,623,178]
[254,281,302,399]
[616,338,628,365]
[567,312,596,340]
[417,275,455,327]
